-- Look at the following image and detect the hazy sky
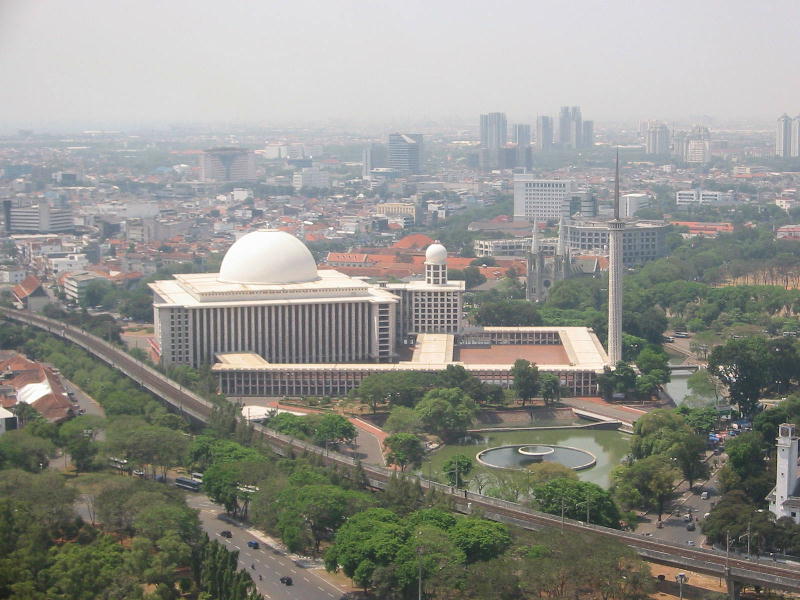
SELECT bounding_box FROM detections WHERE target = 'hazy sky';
[1,0,799,131]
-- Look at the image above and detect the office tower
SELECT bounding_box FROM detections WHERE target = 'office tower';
[792,116,800,158]
[513,176,574,221]
[199,148,256,182]
[646,124,671,155]
[536,116,554,152]
[513,124,531,169]
[582,120,594,148]
[479,113,507,169]
[388,133,423,174]
[569,106,583,149]
[776,114,792,158]
[558,106,572,146]
[607,153,624,365]
[2,199,72,234]
[621,193,650,218]
[362,143,387,178]
[682,126,711,164]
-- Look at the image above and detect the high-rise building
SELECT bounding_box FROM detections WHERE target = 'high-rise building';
[536,116,554,152]
[558,106,572,147]
[292,167,330,190]
[362,143,387,178]
[776,114,792,158]
[792,116,800,158]
[479,113,507,169]
[513,124,531,169]
[2,199,72,234]
[199,148,256,182]
[569,106,582,149]
[646,124,671,155]
[558,106,584,149]
[513,176,574,222]
[681,126,711,164]
[388,133,423,174]
[582,120,594,148]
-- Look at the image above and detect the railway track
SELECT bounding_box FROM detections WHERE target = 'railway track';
[3,307,799,593]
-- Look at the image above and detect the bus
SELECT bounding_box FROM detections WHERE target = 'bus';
[175,477,202,491]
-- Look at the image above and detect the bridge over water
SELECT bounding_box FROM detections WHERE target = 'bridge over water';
[2,307,797,599]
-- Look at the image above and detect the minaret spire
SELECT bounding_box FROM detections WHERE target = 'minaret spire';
[607,150,624,365]
[614,148,620,220]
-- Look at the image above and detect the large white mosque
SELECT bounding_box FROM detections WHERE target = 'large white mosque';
[150,230,612,398]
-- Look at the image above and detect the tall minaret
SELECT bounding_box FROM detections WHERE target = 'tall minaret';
[607,151,624,365]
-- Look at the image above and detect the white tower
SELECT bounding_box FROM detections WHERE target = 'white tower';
[425,241,448,285]
[771,423,799,523]
[607,152,624,365]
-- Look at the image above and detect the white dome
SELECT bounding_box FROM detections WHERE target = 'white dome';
[218,230,319,285]
[425,242,448,265]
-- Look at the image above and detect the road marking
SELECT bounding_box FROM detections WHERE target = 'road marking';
[231,544,240,550]
[290,568,297,573]
[303,577,309,582]
[318,586,325,592]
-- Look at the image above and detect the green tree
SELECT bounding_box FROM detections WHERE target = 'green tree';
[312,413,357,447]
[670,433,710,490]
[384,433,425,471]
[532,478,621,528]
[0,430,54,472]
[414,388,477,441]
[511,359,539,406]
[442,454,473,487]
[448,517,511,563]
[475,300,542,326]
[708,337,770,417]
[539,372,561,405]
[384,406,422,434]
[611,455,677,519]
[324,508,406,589]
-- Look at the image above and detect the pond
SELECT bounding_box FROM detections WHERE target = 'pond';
[419,427,631,489]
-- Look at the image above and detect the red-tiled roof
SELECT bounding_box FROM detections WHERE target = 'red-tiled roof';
[11,275,42,300]
[392,233,434,250]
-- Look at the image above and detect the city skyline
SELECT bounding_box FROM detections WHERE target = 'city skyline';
[2,1,800,131]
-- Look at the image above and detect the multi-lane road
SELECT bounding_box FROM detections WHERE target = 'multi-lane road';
[185,494,348,600]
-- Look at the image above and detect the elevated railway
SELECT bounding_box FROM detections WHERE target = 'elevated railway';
[2,307,798,598]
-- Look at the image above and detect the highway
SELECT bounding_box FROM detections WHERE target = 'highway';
[4,307,800,595]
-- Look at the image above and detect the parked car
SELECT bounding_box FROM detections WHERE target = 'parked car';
[247,540,260,549]
[687,522,696,531]
[700,491,709,499]
[220,530,232,538]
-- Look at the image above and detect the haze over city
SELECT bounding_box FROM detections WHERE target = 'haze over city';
[2,0,800,131]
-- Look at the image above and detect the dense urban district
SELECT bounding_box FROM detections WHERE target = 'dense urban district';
[2,114,800,600]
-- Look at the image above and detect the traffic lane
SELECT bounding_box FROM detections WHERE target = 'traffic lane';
[186,494,344,600]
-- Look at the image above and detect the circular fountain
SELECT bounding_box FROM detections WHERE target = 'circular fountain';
[476,444,596,471]
[516,445,555,461]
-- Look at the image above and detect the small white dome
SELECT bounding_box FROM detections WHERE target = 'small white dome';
[425,242,448,265]
[218,230,319,285]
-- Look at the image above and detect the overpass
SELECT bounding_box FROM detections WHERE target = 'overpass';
[2,307,798,598]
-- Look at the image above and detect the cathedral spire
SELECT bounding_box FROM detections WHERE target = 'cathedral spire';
[531,219,540,252]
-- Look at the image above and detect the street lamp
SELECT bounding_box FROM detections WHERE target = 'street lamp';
[675,572,689,600]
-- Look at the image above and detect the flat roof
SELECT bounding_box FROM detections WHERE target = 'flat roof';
[456,344,569,365]
[411,334,454,364]
[212,326,610,373]
[150,268,399,308]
